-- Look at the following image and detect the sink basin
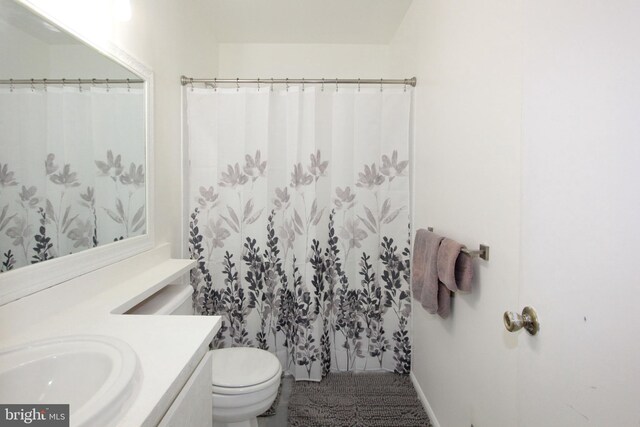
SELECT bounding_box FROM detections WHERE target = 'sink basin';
[0,335,139,427]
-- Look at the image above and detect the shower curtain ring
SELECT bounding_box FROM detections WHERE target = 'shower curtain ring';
[404,79,407,92]
[270,78,274,92]
[126,78,131,92]
[302,78,305,92]
[43,78,47,92]
[62,78,66,89]
[213,78,217,92]
[236,78,240,92]
[380,78,383,92]
[286,78,289,92]
[30,78,35,92]
[190,78,194,91]
[257,78,261,92]
[106,78,110,92]
[92,78,97,87]
[321,78,325,92]
[9,79,14,92]
[78,78,82,92]
[358,78,361,92]
[335,78,338,92]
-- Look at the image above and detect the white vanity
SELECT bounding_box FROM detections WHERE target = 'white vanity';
[0,244,220,426]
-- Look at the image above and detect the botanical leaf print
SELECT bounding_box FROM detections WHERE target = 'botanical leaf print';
[356,163,385,189]
[49,164,81,188]
[190,143,411,379]
[220,211,239,233]
[0,164,18,188]
[119,163,145,188]
[243,150,267,181]
[1,249,16,272]
[308,150,329,181]
[1,150,146,273]
[380,150,409,181]
[96,152,146,236]
[79,187,98,248]
[95,150,123,180]
[339,218,368,260]
[19,186,39,208]
[273,187,290,210]
[31,208,53,263]
[0,205,16,233]
[242,199,264,225]
[45,154,59,176]
[203,218,230,248]
[197,186,219,209]
[290,163,313,188]
[219,163,248,187]
[334,186,355,210]
[67,218,93,248]
[6,217,31,247]
[103,207,124,224]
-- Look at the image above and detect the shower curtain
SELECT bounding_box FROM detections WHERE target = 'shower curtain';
[185,85,412,381]
[0,86,145,272]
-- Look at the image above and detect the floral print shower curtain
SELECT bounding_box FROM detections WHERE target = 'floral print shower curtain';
[186,85,412,381]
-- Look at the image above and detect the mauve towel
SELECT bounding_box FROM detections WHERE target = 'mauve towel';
[411,229,444,314]
[437,283,451,318]
[437,238,474,292]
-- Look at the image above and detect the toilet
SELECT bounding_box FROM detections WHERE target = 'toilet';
[127,284,282,427]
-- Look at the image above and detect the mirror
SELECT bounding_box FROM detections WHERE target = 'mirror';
[0,0,153,304]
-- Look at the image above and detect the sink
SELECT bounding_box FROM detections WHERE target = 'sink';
[0,335,139,427]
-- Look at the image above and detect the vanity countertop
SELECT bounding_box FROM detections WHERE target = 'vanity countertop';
[0,244,221,427]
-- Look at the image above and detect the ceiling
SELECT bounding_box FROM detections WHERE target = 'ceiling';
[212,0,413,44]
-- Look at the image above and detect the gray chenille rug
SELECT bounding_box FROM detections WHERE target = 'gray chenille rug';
[288,372,432,427]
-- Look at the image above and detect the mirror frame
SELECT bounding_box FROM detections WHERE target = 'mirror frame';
[0,0,154,305]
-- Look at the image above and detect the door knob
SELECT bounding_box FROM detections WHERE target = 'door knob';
[503,306,539,335]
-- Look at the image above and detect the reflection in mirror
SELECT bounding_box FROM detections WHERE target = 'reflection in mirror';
[0,1,147,277]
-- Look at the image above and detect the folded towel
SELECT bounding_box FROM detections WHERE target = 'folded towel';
[437,282,451,318]
[412,229,444,314]
[437,238,474,292]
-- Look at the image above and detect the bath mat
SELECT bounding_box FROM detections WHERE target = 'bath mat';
[288,372,432,427]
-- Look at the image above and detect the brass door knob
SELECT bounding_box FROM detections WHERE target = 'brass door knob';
[503,306,539,335]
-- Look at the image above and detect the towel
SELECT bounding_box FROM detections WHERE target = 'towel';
[411,229,444,314]
[437,283,451,318]
[437,238,474,293]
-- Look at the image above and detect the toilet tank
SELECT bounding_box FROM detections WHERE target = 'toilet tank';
[126,284,193,315]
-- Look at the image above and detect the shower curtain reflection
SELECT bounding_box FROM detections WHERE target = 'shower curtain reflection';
[0,86,145,273]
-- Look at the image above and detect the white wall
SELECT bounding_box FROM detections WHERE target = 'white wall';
[218,43,391,78]
[0,21,49,77]
[389,1,523,426]
[23,0,219,257]
[0,25,136,79]
[48,44,138,78]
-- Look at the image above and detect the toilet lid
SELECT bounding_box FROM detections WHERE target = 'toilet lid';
[210,347,281,388]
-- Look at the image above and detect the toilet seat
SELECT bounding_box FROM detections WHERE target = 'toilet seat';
[210,347,282,395]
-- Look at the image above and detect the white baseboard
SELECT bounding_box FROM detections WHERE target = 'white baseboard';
[410,371,441,427]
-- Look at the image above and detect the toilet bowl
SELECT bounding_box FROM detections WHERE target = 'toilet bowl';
[127,284,282,427]
[210,347,282,427]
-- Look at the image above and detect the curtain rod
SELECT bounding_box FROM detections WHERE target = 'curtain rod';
[0,78,144,85]
[180,76,417,88]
